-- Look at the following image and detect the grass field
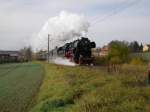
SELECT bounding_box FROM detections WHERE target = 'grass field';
[0,63,44,112]
[30,62,150,112]
[1,62,150,112]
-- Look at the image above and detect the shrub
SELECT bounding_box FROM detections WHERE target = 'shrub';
[108,40,129,63]
[109,56,122,65]
[93,56,108,65]
[130,57,144,65]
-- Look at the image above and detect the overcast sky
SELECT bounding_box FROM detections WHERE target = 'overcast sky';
[0,0,150,50]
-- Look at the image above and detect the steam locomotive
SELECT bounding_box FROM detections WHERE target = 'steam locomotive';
[49,37,96,65]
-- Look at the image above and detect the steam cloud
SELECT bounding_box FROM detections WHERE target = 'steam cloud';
[51,57,76,66]
[33,11,90,50]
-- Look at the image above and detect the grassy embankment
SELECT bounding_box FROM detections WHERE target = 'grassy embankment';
[30,62,150,112]
[0,63,44,112]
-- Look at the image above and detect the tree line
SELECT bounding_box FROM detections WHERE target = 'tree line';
[20,46,33,62]
[106,40,144,72]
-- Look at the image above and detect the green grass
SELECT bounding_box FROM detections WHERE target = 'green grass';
[30,63,150,112]
[0,62,44,112]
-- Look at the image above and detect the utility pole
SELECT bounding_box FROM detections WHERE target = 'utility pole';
[48,34,50,63]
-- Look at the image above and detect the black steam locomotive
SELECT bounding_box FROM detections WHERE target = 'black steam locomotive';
[50,37,96,65]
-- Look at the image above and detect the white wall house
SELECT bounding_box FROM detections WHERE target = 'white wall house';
[143,44,150,52]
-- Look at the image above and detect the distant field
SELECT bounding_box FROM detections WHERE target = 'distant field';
[30,62,150,112]
[0,63,44,112]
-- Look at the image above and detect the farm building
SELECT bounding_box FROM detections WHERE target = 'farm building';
[0,51,21,63]
[143,44,150,52]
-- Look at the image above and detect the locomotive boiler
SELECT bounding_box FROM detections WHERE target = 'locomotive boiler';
[50,37,96,65]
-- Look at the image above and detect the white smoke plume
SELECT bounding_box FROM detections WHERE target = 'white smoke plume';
[51,57,76,66]
[33,11,90,50]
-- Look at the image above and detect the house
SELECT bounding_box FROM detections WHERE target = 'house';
[143,44,150,52]
[92,48,101,57]
[99,45,109,56]
[92,45,109,57]
[0,51,21,63]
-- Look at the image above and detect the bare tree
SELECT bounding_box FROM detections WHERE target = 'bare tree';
[20,46,33,62]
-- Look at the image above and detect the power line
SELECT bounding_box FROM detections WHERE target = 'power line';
[37,0,143,50]
[89,0,130,22]
[90,0,142,27]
